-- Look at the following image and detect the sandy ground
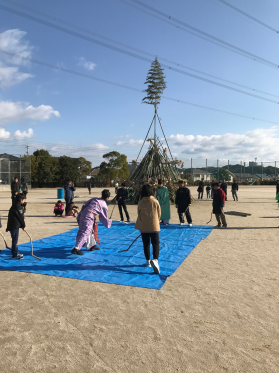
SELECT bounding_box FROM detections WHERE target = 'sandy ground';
[0,186,278,373]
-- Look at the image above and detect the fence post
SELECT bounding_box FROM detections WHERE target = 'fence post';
[206,158,207,182]
[19,155,21,183]
[275,161,276,177]
[244,162,246,181]
[8,159,10,185]
[217,159,219,182]
[240,161,242,182]
[261,162,263,181]
[29,155,32,189]
[0,159,1,184]
[191,158,193,185]
[228,159,229,181]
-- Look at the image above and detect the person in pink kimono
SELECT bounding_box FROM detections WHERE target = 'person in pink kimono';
[71,189,112,255]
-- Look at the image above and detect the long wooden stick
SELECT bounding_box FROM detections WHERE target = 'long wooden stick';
[24,230,42,260]
[0,232,11,251]
[118,234,141,253]
[109,204,116,219]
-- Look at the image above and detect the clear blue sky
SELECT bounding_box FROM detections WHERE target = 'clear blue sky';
[0,0,278,167]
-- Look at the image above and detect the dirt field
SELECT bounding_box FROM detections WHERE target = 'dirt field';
[0,186,278,373]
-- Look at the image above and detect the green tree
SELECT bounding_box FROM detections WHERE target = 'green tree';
[99,151,129,182]
[32,149,59,185]
[219,168,229,181]
[78,157,92,175]
[57,156,79,184]
[142,57,166,106]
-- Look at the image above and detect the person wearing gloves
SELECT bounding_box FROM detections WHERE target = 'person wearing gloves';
[175,180,193,226]
[135,184,161,274]
[213,182,227,228]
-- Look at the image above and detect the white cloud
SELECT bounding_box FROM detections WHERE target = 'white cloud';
[14,128,34,140]
[0,29,34,88]
[167,127,279,160]
[0,101,60,125]
[116,138,144,146]
[0,128,10,139]
[78,57,96,71]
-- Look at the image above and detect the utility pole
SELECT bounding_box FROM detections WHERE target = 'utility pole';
[26,145,30,155]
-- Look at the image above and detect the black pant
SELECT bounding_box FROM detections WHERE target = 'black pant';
[198,189,204,199]
[65,199,71,215]
[22,191,27,199]
[118,201,130,221]
[141,232,159,261]
[54,210,63,216]
[10,229,19,257]
[178,209,192,224]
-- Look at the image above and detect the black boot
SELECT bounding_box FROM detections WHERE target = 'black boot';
[89,245,100,251]
[71,248,84,255]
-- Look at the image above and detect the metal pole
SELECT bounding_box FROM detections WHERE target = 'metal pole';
[19,155,21,183]
[275,161,276,178]
[154,105,157,147]
[228,159,229,181]
[261,162,263,180]
[29,155,32,190]
[240,161,242,182]
[217,159,219,182]
[206,158,207,182]
[252,163,253,179]
[244,162,246,181]
[191,158,193,185]
[8,159,10,185]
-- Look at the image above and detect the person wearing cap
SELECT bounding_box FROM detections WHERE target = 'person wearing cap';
[71,189,112,255]
[157,179,170,224]
[116,182,130,223]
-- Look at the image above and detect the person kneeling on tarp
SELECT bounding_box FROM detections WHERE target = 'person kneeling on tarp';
[71,189,112,255]
[135,184,161,274]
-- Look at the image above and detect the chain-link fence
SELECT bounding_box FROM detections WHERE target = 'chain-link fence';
[175,159,279,185]
[0,154,31,186]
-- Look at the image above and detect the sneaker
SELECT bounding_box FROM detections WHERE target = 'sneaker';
[89,245,100,251]
[11,253,24,260]
[151,259,160,274]
[71,248,84,255]
[222,226,227,229]
[127,219,131,223]
[146,260,151,267]
[188,224,192,227]
[215,225,221,229]
[180,223,185,226]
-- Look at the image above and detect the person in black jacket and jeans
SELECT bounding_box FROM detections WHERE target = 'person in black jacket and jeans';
[6,193,26,259]
[231,180,239,201]
[11,176,20,204]
[175,180,192,226]
[116,183,130,222]
[198,178,204,199]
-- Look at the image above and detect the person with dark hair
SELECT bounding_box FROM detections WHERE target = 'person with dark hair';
[88,182,91,195]
[206,184,211,199]
[21,177,28,199]
[54,200,64,216]
[11,176,20,204]
[231,180,239,201]
[6,193,26,259]
[116,182,130,222]
[197,178,204,199]
[67,202,79,217]
[213,182,227,228]
[220,179,228,201]
[71,189,112,255]
[175,180,192,226]
[276,180,279,203]
[157,179,170,224]
[64,179,76,215]
[135,184,161,274]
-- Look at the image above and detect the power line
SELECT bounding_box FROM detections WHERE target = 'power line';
[1,0,278,99]
[216,0,279,34]
[0,49,278,127]
[0,6,279,104]
[122,0,279,69]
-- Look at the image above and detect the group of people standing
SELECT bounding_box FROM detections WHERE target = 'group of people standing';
[198,178,239,202]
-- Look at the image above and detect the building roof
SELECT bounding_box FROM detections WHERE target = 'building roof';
[191,168,213,175]
[90,167,100,176]
[0,153,20,161]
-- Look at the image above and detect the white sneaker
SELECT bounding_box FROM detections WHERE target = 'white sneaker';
[180,223,185,226]
[11,253,24,260]
[188,224,192,227]
[146,260,151,267]
[150,259,160,274]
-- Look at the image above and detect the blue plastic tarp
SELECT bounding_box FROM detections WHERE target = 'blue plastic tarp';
[0,223,213,289]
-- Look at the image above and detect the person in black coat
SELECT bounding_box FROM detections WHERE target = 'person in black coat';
[116,183,130,222]
[276,180,279,203]
[6,193,26,259]
[220,180,228,201]
[231,180,239,201]
[11,176,20,204]
[175,180,192,226]
[198,178,204,199]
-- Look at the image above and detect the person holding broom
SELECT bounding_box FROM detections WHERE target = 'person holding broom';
[213,182,227,228]
[157,179,170,224]
[135,184,161,274]
[6,193,26,260]
[71,189,112,255]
